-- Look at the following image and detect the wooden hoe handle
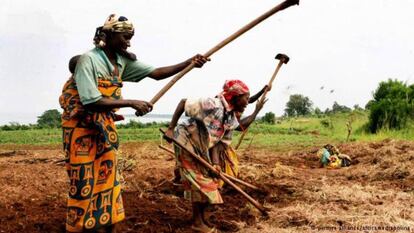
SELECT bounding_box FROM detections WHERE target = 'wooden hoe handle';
[159,128,268,215]
[158,143,261,191]
[235,53,290,150]
[149,0,300,105]
[258,53,290,104]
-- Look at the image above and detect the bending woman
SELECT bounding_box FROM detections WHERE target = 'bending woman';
[165,80,265,232]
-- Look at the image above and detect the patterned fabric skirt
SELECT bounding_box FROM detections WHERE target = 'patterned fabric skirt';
[64,125,125,232]
[174,126,223,204]
[217,145,239,188]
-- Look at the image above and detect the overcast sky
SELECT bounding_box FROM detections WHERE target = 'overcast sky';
[1,0,413,125]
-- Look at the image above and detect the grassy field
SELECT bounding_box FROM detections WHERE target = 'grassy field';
[1,111,413,148]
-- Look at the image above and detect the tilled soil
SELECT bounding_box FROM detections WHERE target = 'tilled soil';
[0,139,413,233]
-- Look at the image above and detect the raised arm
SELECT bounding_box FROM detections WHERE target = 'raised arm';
[148,54,209,80]
[236,99,266,131]
[248,85,269,103]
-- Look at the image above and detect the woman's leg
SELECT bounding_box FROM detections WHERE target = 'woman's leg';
[192,202,213,232]
[201,203,215,228]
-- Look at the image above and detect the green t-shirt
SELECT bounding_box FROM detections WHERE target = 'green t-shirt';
[74,47,155,105]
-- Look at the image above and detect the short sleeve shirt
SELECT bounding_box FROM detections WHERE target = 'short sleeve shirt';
[74,48,155,105]
[182,96,239,148]
[319,148,331,166]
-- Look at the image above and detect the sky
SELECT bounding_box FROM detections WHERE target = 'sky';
[1,0,413,125]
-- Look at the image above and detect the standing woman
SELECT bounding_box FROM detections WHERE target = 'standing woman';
[59,14,208,233]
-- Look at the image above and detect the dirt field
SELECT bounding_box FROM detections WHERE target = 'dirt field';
[0,139,413,233]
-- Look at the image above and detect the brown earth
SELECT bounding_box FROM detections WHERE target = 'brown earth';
[0,139,413,233]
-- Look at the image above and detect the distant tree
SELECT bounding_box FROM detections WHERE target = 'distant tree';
[353,104,363,111]
[331,101,352,113]
[367,79,414,133]
[37,109,61,128]
[1,122,31,131]
[365,100,375,110]
[117,120,145,129]
[261,112,275,124]
[314,107,323,116]
[284,94,313,117]
[346,112,357,142]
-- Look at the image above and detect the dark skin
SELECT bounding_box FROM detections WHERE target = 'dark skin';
[248,85,270,104]
[69,55,81,74]
[166,89,267,139]
[70,31,208,233]
[166,91,267,162]
[169,85,268,182]
[85,31,209,115]
[165,92,265,232]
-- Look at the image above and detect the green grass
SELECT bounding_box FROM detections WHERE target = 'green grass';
[0,128,62,145]
[1,112,413,149]
[0,126,163,145]
[234,111,414,150]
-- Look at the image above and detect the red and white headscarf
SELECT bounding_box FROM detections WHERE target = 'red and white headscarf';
[219,80,250,110]
[221,80,249,102]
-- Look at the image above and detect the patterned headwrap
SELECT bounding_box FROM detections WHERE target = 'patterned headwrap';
[102,14,134,33]
[324,144,340,155]
[94,14,134,48]
[220,79,250,106]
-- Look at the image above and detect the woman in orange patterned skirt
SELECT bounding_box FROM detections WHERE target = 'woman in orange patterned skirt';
[59,14,208,233]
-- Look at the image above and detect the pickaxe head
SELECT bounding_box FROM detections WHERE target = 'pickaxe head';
[275,53,289,64]
[280,0,300,11]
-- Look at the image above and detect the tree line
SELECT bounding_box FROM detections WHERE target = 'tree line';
[280,79,414,133]
[284,94,357,117]
[1,79,412,133]
[0,109,61,130]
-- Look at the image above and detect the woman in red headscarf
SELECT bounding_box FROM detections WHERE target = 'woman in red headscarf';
[165,80,266,232]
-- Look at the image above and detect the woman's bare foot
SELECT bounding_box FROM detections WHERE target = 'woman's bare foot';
[191,224,217,233]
